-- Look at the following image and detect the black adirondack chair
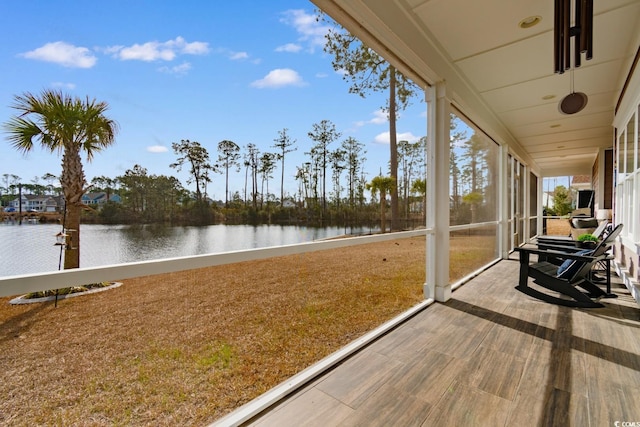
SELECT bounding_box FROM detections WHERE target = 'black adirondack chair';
[536,219,609,247]
[514,224,623,308]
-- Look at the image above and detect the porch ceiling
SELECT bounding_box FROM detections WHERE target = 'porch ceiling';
[311,0,640,176]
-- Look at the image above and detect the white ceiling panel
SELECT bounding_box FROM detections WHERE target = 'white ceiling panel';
[413,0,552,61]
[510,110,613,138]
[456,33,553,92]
[482,60,625,112]
[519,127,612,146]
[497,92,613,128]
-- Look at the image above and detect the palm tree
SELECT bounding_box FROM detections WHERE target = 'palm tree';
[412,178,427,223]
[367,175,396,233]
[4,90,118,269]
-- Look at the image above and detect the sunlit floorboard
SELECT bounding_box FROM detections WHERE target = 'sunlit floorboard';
[244,255,640,426]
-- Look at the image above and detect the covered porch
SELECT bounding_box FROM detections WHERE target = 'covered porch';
[218,0,640,424]
[307,0,640,307]
[223,257,640,426]
[1,0,639,424]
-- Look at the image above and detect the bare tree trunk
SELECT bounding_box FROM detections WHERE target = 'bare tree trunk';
[252,161,258,210]
[280,157,285,208]
[225,161,230,207]
[380,189,387,234]
[244,163,249,207]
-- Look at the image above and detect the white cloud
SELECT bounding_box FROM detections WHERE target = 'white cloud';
[179,40,209,55]
[147,145,168,153]
[21,41,97,68]
[369,110,388,125]
[229,51,249,60]
[119,42,175,61]
[279,9,330,51]
[250,68,306,88]
[352,110,388,130]
[110,36,209,62]
[214,47,256,62]
[100,45,123,55]
[158,62,192,75]
[315,72,328,78]
[275,43,302,53]
[373,131,421,145]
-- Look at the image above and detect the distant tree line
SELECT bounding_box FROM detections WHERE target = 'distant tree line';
[1,121,428,229]
[1,14,432,233]
[3,113,510,231]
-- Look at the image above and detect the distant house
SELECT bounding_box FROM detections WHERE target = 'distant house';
[282,199,296,208]
[570,175,594,212]
[7,192,121,213]
[542,191,554,209]
[7,196,25,211]
[81,192,121,206]
[9,194,59,212]
[570,175,592,192]
[43,197,58,212]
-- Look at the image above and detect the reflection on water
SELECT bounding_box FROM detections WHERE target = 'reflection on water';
[0,222,372,277]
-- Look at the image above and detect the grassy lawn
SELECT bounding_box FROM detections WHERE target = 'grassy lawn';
[0,235,498,426]
[545,218,571,236]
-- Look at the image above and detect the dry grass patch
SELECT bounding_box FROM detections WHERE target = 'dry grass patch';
[450,228,498,282]
[0,234,498,426]
[0,237,426,426]
[545,218,571,236]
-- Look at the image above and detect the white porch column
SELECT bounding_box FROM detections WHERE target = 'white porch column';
[595,147,607,211]
[522,165,530,243]
[537,171,544,240]
[500,146,510,259]
[426,81,451,302]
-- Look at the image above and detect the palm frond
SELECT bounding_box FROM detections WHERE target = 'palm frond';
[3,116,42,154]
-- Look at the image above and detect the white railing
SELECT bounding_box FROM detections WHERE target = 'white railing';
[0,229,427,298]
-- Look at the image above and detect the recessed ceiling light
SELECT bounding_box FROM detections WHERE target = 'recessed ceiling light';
[550,124,561,128]
[542,94,556,100]
[519,15,542,29]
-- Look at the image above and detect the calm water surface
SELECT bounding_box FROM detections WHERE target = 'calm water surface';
[0,222,369,277]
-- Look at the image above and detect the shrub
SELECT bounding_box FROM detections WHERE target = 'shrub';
[577,233,598,242]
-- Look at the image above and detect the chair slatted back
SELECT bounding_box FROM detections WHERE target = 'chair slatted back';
[556,224,623,281]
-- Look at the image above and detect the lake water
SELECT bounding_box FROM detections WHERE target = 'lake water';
[0,222,374,277]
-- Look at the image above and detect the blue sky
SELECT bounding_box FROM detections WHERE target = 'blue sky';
[0,1,428,200]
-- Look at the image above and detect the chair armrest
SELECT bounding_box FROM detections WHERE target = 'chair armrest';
[514,246,602,262]
[536,238,577,247]
[537,242,583,252]
[536,236,573,242]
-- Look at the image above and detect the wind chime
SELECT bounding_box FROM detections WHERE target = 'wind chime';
[554,0,593,114]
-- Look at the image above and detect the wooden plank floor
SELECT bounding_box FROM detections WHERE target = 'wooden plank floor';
[244,256,640,426]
